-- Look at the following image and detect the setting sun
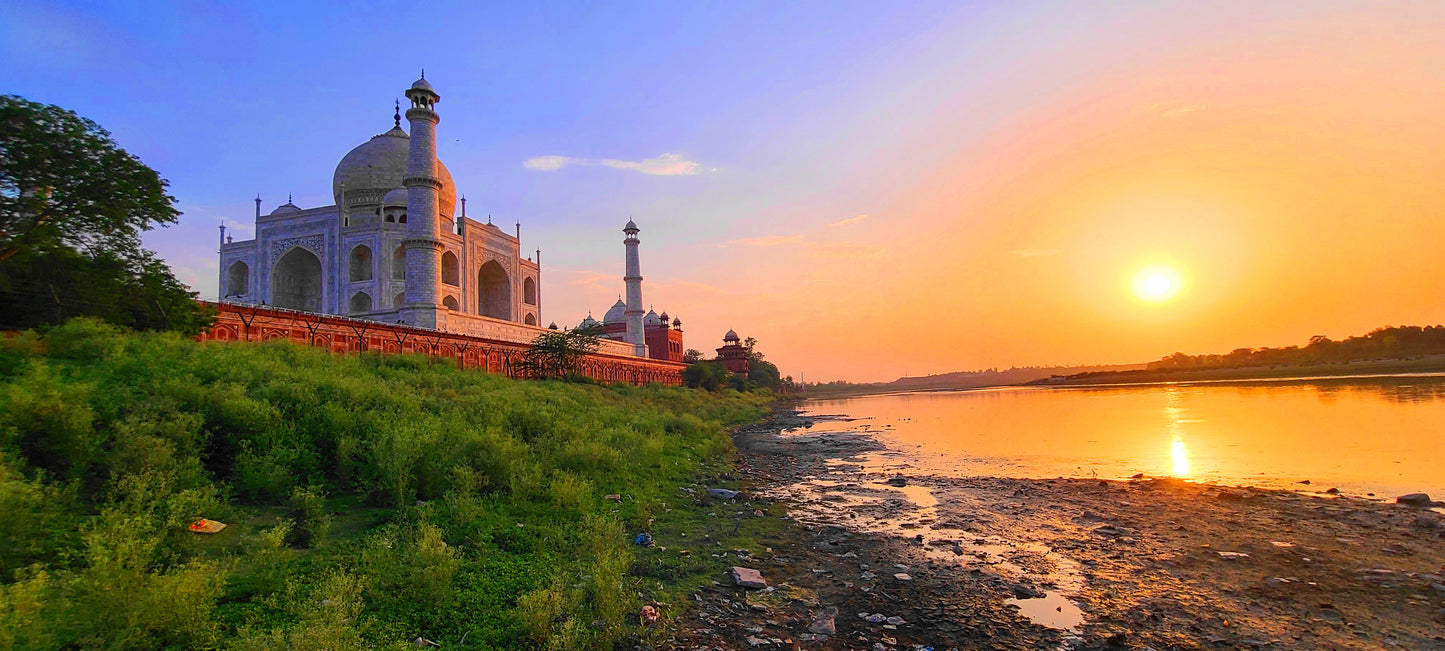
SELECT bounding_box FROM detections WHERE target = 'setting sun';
[1134,267,1181,302]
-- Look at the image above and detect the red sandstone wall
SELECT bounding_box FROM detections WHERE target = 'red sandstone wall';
[198,302,685,386]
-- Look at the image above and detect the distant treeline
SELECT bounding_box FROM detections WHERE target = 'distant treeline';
[808,362,1146,394]
[1147,325,1445,371]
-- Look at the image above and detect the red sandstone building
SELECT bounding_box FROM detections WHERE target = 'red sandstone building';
[713,329,750,374]
[576,300,685,363]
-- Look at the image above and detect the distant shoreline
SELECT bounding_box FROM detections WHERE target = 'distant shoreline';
[1024,354,1445,387]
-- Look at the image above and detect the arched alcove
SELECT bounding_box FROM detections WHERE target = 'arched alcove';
[392,245,406,280]
[524,313,537,326]
[523,276,537,305]
[394,292,406,309]
[442,295,459,311]
[227,260,249,297]
[271,247,323,312]
[477,260,511,320]
[348,292,372,313]
[441,251,460,286]
[349,245,373,281]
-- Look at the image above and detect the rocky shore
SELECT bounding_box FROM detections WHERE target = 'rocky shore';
[667,409,1445,650]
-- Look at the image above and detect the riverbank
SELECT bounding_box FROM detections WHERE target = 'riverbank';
[668,408,1445,649]
[0,319,774,649]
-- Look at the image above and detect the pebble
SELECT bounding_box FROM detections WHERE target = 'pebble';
[1396,493,1433,507]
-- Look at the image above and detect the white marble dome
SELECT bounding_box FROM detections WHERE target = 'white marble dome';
[333,126,455,217]
[602,299,628,325]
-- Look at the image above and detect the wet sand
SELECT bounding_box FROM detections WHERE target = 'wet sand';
[668,409,1445,650]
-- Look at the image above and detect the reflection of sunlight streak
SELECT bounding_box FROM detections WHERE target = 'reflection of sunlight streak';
[1171,439,1190,477]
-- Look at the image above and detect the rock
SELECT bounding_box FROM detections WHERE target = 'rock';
[731,566,768,589]
[1298,479,1311,485]
[809,613,837,635]
[863,612,887,623]
[886,476,908,487]
[1397,493,1434,507]
[1092,524,1127,537]
[1216,490,1245,501]
[708,488,741,500]
[951,544,964,556]
[1217,552,1250,560]
[1413,514,1439,529]
[1325,487,1340,495]
[412,638,439,647]
[1012,583,1045,599]
[893,573,912,581]
[1130,473,1145,479]
[745,635,770,647]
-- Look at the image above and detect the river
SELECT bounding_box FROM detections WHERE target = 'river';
[802,375,1445,500]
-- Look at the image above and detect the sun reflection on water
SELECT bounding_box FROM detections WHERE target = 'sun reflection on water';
[1171,438,1190,477]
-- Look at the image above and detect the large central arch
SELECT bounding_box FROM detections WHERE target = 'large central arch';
[477,260,511,321]
[272,247,323,312]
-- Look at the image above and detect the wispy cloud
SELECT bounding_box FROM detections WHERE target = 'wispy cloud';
[523,155,586,171]
[828,214,869,227]
[565,270,614,288]
[1012,248,1058,257]
[523,152,702,176]
[600,153,700,176]
[808,242,885,259]
[729,235,803,247]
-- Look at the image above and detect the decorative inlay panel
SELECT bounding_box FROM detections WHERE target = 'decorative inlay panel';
[269,234,325,266]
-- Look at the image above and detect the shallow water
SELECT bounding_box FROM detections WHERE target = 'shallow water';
[803,375,1445,500]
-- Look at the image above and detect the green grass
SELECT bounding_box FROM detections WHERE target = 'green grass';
[0,318,774,649]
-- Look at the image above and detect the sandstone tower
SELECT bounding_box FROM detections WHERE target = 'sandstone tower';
[402,74,443,328]
[623,220,646,356]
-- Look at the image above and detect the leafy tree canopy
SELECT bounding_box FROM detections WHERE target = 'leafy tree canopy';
[0,95,210,334]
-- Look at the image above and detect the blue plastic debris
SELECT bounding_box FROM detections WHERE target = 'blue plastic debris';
[634,533,654,547]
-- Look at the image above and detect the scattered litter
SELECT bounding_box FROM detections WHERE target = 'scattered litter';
[412,638,439,647]
[1218,552,1250,560]
[188,519,227,534]
[605,494,622,501]
[640,604,659,625]
[634,533,654,547]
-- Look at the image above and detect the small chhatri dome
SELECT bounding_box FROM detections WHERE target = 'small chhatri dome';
[659,311,669,322]
[382,188,408,207]
[410,75,434,93]
[624,219,639,232]
[724,329,740,342]
[672,317,682,327]
[548,322,559,330]
[602,298,628,325]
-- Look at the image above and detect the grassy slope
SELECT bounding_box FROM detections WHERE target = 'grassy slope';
[0,319,776,650]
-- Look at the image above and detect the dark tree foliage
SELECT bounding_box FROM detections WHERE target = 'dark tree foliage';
[682,360,730,391]
[1147,325,1445,371]
[0,95,211,334]
[518,326,602,380]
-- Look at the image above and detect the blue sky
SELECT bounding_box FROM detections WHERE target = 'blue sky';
[7,1,1443,381]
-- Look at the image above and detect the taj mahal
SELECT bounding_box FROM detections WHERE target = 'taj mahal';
[217,75,686,362]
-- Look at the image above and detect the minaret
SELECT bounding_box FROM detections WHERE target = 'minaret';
[401,73,443,329]
[623,220,645,356]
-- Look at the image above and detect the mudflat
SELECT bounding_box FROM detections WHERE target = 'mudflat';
[669,409,1445,650]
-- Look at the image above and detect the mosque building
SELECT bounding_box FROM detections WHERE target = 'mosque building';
[217,75,679,359]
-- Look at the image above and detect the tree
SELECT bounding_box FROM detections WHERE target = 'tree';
[682,348,705,364]
[0,95,212,334]
[681,361,729,391]
[518,326,602,380]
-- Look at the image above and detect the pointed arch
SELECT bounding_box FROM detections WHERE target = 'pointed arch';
[442,295,459,311]
[392,245,406,280]
[441,251,460,286]
[524,313,537,326]
[523,276,537,305]
[226,260,249,297]
[477,260,511,320]
[349,244,373,281]
[271,247,322,311]
[394,292,406,309]
[348,292,372,314]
